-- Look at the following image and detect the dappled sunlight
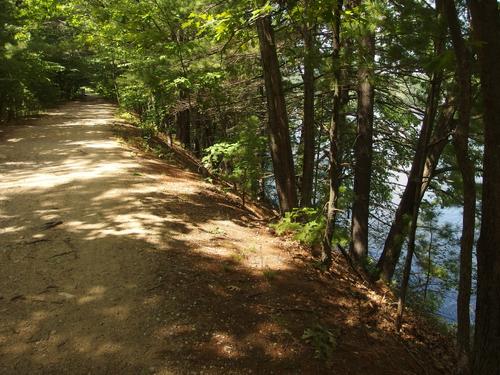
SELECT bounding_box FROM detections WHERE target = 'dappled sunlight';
[0,99,437,374]
[71,335,122,355]
[0,161,137,190]
[1,310,51,355]
[92,185,166,202]
[66,140,121,150]
[78,286,107,305]
[64,220,108,235]
[0,225,25,234]
[93,341,123,355]
[101,305,130,320]
[1,161,38,166]
[155,323,197,339]
[246,322,291,359]
[87,212,166,241]
[209,332,242,359]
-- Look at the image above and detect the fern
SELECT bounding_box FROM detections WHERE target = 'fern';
[271,208,325,247]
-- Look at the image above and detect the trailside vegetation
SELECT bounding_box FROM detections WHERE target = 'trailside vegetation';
[1,0,498,372]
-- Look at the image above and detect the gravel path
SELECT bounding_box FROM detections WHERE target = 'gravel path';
[0,98,448,375]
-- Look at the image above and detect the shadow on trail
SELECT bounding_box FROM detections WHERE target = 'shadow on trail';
[0,98,442,375]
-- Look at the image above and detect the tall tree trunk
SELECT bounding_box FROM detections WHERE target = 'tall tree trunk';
[350,17,375,263]
[321,0,345,267]
[256,14,298,213]
[394,93,454,333]
[441,1,475,373]
[394,25,446,326]
[300,7,316,208]
[376,70,444,283]
[468,1,500,374]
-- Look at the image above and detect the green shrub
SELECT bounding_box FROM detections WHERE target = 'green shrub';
[202,116,266,198]
[272,207,325,247]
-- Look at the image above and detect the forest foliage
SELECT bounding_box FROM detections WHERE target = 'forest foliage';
[0,0,477,329]
[1,0,499,373]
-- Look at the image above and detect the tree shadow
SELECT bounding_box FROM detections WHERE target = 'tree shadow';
[0,98,452,374]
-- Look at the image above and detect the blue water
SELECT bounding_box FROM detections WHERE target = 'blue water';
[383,172,477,324]
[439,290,476,323]
[436,207,477,323]
[269,170,473,323]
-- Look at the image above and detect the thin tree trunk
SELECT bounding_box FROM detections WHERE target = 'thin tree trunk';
[376,71,444,283]
[392,5,446,325]
[395,189,424,331]
[256,14,298,213]
[468,1,500,374]
[312,111,323,207]
[394,68,444,332]
[321,0,344,267]
[441,1,475,372]
[350,17,375,263]
[300,7,316,208]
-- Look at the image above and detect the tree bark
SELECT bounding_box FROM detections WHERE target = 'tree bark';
[441,0,475,372]
[300,9,316,208]
[393,96,455,334]
[395,186,424,331]
[256,14,298,213]
[350,19,375,263]
[376,69,444,283]
[468,1,500,374]
[394,28,445,328]
[321,0,345,267]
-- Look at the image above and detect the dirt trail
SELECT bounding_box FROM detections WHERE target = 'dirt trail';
[0,98,450,374]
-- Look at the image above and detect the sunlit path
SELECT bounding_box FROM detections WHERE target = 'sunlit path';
[2,0,498,371]
[0,98,313,374]
[0,98,281,373]
[0,99,448,374]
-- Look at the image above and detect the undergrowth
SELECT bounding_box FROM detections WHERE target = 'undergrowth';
[302,324,339,364]
[271,207,325,247]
